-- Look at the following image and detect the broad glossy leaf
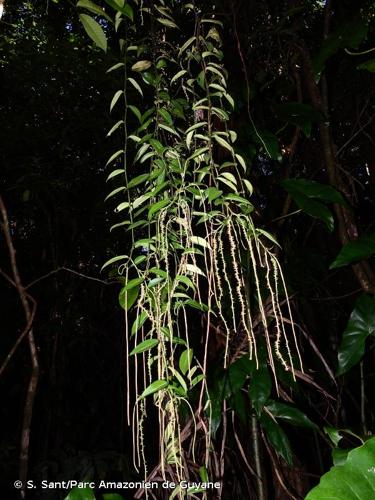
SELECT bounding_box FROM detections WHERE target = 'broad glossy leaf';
[313,17,369,78]
[77,0,113,24]
[101,254,128,271]
[281,181,335,231]
[249,365,272,415]
[357,59,375,73]
[337,294,375,376]
[282,178,347,205]
[205,187,222,202]
[79,14,107,52]
[324,426,344,447]
[140,379,169,398]
[275,102,323,137]
[124,277,143,291]
[305,436,375,500]
[332,448,350,466]
[130,338,158,355]
[260,413,293,465]
[148,198,170,219]
[265,400,317,429]
[119,285,139,311]
[103,0,133,20]
[330,232,375,269]
[179,349,193,375]
[64,487,95,500]
[227,356,254,395]
[131,311,148,336]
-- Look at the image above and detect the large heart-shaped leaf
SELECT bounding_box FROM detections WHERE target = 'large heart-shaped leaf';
[305,436,375,500]
[337,294,375,376]
[260,412,293,465]
[64,487,95,500]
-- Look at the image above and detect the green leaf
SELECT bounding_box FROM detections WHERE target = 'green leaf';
[79,14,107,52]
[336,294,375,376]
[158,108,173,126]
[77,0,113,24]
[213,134,233,153]
[131,311,148,335]
[157,17,178,29]
[265,401,317,429]
[312,17,369,78]
[254,129,281,161]
[103,0,133,20]
[176,275,196,291]
[281,179,341,231]
[130,338,159,355]
[124,277,143,291]
[119,285,139,311]
[324,426,344,447]
[205,187,223,202]
[260,413,293,465]
[140,379,169,398]
[171,69,187,84]
[64,487,95,500]
[179,349,193,375]
[107,120,124,137]
[132,60,152,72]
[275,102,324,137]
[106,149,123,166]
[282,179,347,206]
[227,356,253,395]
[110,90,123,112]
[332,448,350,466]
[249,365,272,415]
[127,173,149,189]
[305,436,375,500]
[190,236,210,249]
[330,232,375,269]
[101,254,128,271]
[357,59,375,73]
[107,62,124,73]
[148,198,170,220]
[127,77,143,97]
[186,263,205,277]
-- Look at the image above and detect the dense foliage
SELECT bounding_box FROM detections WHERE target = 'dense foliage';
[0,1,374,499]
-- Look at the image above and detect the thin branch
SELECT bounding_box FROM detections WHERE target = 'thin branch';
[0,297,36,378]
[25,266,118,289]
[0,195,39,499]
[336,114,375,157]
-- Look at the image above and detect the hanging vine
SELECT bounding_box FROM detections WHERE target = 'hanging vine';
[77,0,303,496]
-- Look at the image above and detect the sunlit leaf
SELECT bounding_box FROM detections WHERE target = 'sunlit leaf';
[130,338,158,355]
[305,437,375,500]
[140,379,169,398]
[79,14,107,52]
